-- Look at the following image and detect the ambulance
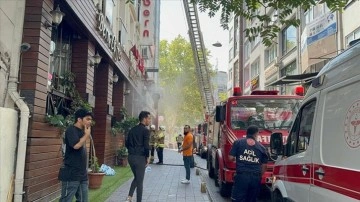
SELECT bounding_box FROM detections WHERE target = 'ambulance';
[269,40,360,202]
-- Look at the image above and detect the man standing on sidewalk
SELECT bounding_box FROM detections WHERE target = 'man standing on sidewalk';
[229,125,268,202]
[125,111,151,202]
[58,108,93,202]
[178,125,193,184]
[155,126,165,164]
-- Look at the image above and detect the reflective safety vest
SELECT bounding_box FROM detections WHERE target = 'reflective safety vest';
[149,130,156,146]
[156,131,165,148]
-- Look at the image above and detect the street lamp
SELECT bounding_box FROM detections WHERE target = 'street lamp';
[212,41,222,47]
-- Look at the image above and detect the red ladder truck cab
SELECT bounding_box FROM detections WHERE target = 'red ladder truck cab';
[207,86,304,197]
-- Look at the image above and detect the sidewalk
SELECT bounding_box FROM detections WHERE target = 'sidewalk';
[106,149,210,202]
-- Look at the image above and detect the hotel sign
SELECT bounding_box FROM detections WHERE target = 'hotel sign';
[96,13,122,61]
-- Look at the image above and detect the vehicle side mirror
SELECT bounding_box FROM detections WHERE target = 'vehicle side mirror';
[215,105,225,122]
[270,132,283,155]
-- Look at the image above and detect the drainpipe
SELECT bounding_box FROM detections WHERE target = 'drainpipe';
[9,51,30,202]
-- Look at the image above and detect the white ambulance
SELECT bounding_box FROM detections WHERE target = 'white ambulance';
[269,40,360,202]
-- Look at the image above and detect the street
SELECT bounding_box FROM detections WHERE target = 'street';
[193,155,271,202]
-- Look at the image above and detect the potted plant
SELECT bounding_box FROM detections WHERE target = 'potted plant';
[116,146,129,167]
[88,142,105,189]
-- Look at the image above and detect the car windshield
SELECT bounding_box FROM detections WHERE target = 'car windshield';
[230,99,301,130]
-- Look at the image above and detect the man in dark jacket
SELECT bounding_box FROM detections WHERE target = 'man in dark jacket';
[125,111,151,202]
[229,125,268,202]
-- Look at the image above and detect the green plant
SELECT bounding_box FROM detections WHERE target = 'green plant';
[117,146,128,157]
[46,71,93,132]
[111,107,138,136]
[90,156,101,173]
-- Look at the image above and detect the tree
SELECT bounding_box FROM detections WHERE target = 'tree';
[159,36,205,137]
[192,0,347,46]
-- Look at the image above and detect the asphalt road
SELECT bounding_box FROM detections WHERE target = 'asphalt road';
[193,155,271,202]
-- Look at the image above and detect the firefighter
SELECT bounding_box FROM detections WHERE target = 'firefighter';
[155,126,165,164]
[176,134,184,149]
[149,125,157,164]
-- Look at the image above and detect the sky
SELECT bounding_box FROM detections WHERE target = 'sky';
[160,0,229,72]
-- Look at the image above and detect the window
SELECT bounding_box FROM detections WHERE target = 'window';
[282,25,297,55]
[229,47,233,61]
[244,65,250,87]
[304,3,330,24]
[251,60,260,78]
[244,41,251,61]
[103,0,114,25]
[265,45,277,66]
[48,23,73,93]
[230,98,302,130]
[280,61,297,77]
[251,35,261,50]
[280,61,297,95]
[286,100,316,156]
[345,27,360,46]
[229,27,234,42]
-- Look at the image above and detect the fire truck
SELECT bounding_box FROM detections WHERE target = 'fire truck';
[195,123,208,158]
[206,87,304,197]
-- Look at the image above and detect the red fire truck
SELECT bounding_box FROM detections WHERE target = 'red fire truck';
[206,87,304,197]
[195,123,208,158]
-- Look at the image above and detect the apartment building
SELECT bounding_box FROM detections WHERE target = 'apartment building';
[227,13,240,96]
[235,1,360,95]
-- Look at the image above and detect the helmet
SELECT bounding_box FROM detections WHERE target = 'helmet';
[150,125,155,130]
[159,126,165,130]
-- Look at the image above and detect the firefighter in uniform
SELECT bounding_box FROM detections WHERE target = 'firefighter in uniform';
[155,126,165,164]
[149,125,157,164]
[176,134,184,149]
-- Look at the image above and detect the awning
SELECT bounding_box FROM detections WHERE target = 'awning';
[266,72,319,86]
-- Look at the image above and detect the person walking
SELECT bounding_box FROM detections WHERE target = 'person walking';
[229,125,268,202]
[155,126,165,164]
[149,125,157,164]
[58,108,93,202]
[176,134,184,149]
[178,125,193,184]
[125,111,151,202]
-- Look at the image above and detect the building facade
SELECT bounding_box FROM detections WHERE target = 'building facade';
[0,0,160,201]
[213,70,227,103]
[235,2,360,95]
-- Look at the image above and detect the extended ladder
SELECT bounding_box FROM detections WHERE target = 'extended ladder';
[183,0,214,114]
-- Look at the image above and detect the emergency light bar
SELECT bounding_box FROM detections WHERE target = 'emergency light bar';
[233,87,242,96]
[251,90,279,95]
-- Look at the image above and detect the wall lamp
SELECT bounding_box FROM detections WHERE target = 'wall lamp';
[44,5,65,29]
[89,52,102,67]
[110,74,119,84]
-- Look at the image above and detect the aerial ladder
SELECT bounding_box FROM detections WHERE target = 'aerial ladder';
[183,0,214,114]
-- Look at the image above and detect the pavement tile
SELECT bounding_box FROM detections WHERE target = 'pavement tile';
[105,149,210,202]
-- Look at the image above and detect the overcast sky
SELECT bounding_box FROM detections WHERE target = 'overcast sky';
[160,0,229,72]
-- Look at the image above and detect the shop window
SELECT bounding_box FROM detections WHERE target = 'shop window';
[282,25,297,55]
